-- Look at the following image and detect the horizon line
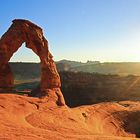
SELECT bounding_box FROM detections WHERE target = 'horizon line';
[9,60,140,63]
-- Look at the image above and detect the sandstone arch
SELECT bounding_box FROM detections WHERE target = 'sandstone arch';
[0,19,65,105]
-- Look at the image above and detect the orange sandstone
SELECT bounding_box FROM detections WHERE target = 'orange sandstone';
[0,19,65,105]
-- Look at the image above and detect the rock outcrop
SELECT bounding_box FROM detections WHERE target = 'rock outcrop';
[0,19,65,105]
[0,94,139,140]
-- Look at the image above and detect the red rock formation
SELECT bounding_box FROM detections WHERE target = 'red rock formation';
[0,94,139,140]
[0,19,65,105]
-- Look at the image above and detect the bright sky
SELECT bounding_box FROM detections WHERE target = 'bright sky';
[1,0,140,62]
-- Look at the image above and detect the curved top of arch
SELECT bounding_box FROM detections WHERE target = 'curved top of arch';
[0,19,50,64]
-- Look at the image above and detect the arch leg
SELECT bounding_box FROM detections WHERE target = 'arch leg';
[0,63,14,92]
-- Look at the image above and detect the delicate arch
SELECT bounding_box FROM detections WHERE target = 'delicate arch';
[0,19,65,105]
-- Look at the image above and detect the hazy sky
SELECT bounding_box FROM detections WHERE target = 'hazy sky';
[1,0,140,62]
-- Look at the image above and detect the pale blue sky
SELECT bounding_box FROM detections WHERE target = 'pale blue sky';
[1,0,140,62]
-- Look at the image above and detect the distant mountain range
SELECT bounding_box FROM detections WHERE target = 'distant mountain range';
[57,60,140,76]
[9,60,140,80]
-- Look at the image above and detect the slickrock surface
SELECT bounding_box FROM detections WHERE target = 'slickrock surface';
[0,94,139,140]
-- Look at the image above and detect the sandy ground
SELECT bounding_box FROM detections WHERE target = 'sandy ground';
[0,94,139,140]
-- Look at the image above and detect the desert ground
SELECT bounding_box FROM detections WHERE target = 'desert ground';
[0,93,139,140]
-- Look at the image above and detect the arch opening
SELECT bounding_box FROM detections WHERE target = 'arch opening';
[9,43,41,94]
[10,43,40,63]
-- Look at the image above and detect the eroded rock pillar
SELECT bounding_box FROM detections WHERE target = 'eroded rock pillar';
[40,60,61,89]
[0,21,25,92]
[0,63,14,92]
